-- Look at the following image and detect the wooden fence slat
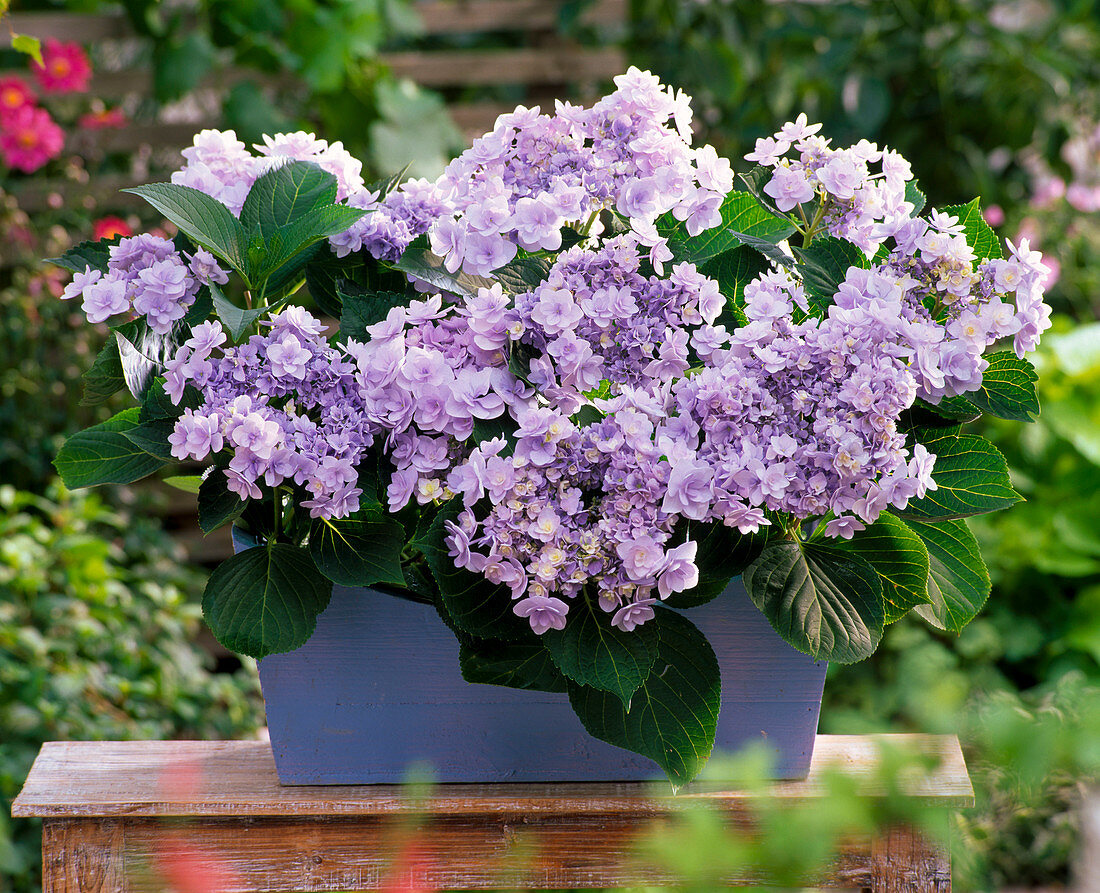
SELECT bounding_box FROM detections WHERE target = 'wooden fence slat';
[413,0,627,35]
[2,12,132,43]
[382,46,626,87]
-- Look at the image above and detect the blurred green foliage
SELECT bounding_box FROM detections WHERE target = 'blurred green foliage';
[629,0,1100,210]
[633,676,1100,892]
[0,482,263,893]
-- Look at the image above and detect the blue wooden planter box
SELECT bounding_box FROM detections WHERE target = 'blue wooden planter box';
[247,542,827,785]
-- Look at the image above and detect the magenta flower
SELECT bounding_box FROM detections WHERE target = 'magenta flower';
[32,40,92,94]
[0,105,64,173]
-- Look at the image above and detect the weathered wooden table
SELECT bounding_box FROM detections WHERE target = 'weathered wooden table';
[13,734,973,892]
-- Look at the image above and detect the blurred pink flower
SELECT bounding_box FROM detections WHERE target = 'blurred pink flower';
[93,216,133,241]
[1039,254,1061,290]
[0,77,35,121]
[32,40,92,94]
[0,105,65,173]
[79,107,127,130]
[983,204,1005,227]
[1066,182,1100,213]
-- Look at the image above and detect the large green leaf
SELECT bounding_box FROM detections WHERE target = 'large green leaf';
[794,236,870,308]
[390,248,495,300]
[699,245,769,326]
[905,519,991,632]
[80,335,126,406]
[415,499,531,641]
[838,513,931,623]
[742,540,885,664]
[338,283,405,341]
[542,595,658,706]
[202,543,332,658]
[492,254,552,295]
[48,236,119,274]
[54,408,165,488]
[568,609,720,790]
[253,204,367,283]
[210,283,269,342]
[239,160,339,235]
[964,352,1040,422]
[664,191,797,265]
[895,427,1022,521]
[940,197,1002,261]
[198,469,246,534]
[123,183,249,276]
[459,639,567,693]
[122,418,176,460]
[309,514,406,588]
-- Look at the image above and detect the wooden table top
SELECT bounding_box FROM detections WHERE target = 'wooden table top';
[12,734,974,819]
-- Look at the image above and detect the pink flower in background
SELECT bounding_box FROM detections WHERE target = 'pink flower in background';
[982,204,1005,227]
[93,216,133,241]
[0,105,65,173]
[0,76,35,121]
[32,40,92,94]
[79,107,127,130]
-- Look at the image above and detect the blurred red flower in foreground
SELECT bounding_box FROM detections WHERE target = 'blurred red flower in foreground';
[0,105,65,173]
[382,841,438,893]
[0,77,35,121]
[32,39,92,94]
[93,216,133,240]
[80,107,127,130]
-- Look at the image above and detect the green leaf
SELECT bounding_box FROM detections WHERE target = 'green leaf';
[253,205,367,283]
[726,231,796,270]
[940,197,1002,261]
[48,237,119,274]
[115,319,184,399]
[338,283,404,341]
[895,427,1022,521]
[493,254,552,295]
[163,474,203,494]
[198,469,245,534]
[391,249,496,300]
[664,191,796,265]
[699,245,769,325]
[202,543,332,658]
[122,419,176,460]
[742,540,885,664]
[11,34,43,66]
[309,514,406,588]
[416,499,531,641]
[666,522,767,608]
[139,378,199,422]
[568,609,720,790]
[80,336,126,406]
[906,396,982,427]
[210,284,269,342]
[54,408,166,489]
[123,183,250,277]
[739,164,793,221]
[964,352,1040,422]
[838,513,931,623]
[542,596,658,705]
[460,639,567,693]
[794,236,870,308]
[239,161,339,235]
[905,181,927,216]
[905,519,991,632]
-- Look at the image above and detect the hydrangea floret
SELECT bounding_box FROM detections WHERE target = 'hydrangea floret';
[53,69,1050,787]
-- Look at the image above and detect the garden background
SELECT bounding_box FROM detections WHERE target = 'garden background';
[1,1,1098,890]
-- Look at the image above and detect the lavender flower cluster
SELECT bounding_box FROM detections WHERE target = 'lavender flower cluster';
[506,235,724,412]
[61,234,227,333]
[172,130,365,215]
[426,66,733,276]
[58,76,1054,639]
[164,307,373,518]
[748,113,917,253]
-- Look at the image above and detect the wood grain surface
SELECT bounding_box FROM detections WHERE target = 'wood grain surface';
[13,735,974,820]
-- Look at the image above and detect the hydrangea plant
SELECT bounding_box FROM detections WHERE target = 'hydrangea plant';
[52,69,1051,787]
